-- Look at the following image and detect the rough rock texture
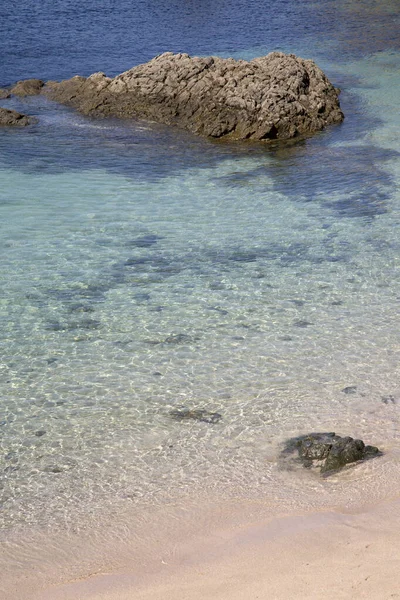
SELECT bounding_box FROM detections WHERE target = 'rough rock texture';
[0,107,33,127]
[43,51,344,141]
[281,432,380,475]
[11,78,44,97]
[0,88,11,99]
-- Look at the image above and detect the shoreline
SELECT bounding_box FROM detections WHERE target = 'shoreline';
[5,492,399,600]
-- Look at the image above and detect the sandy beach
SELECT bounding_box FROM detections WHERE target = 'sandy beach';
[11,495,397,600]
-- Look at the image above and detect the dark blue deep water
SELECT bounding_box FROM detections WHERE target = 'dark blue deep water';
[1,1,400,594]
[1,0,398,85]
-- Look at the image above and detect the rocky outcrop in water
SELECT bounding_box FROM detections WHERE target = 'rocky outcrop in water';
[41,51,343,141]
[281,432,380,475]
[11,78,44,97]
[0,107,33,126]
[0,88,11,99]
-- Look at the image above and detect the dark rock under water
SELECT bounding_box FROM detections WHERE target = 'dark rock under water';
[342,386,357,394]
[169,408,222,424]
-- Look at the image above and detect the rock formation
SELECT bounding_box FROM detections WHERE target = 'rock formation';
[281,432,380,475]
[0,107,34,127]
[11,78,44,97]
[42,51,344,141]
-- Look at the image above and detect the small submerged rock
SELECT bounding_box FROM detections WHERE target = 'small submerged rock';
[382,395,396,404]
[34,430,47,437]
[44,465,64,474]
[127,234,162,248]
[207,305,229,315]
[293,319,313,328]
[342,385,357,394]
[4,451,18,462]
[0,107,34,127]
[43,456,77,473]
[164,334,195,344]
[45,318,101,331]
[68,303,96,313]
[46,357,58,364]
[170,408,222,424]
[281,431,381,475]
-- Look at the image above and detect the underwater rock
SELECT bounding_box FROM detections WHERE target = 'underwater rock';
[124,257,150,266]
[0,88,11,99]
[44,465,64,473]
[281,432,380,475]
[170,408,222,424]
[127,234,162,248]
[293,319,313,328]
[342,385,357,394]
[34,430,46,437]
[382,395,396,404]
[43,456,77,473]
[11,78,44,96]
[207,306,229,315]
[68,303,96,313]
[0,107,33,126]
[42,51,344,141]
[45,318,101,331]
[229,251,257,262]
[4,451,18,462]
[164,334,194,344]
[134,292,151,302]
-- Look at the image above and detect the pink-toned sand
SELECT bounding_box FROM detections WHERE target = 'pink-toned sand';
[24,498,400,600]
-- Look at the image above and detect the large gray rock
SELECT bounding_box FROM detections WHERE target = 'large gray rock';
[281,432,380,475]
[0,107,33,126]
[43,51,344,141]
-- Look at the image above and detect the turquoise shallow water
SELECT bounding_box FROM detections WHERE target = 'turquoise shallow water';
[1,0,400,591]
[1,50,400,532]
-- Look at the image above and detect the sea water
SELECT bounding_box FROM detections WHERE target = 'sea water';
[1,0,400,593]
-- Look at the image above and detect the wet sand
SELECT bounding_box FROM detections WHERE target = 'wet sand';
[20,496,400,600]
